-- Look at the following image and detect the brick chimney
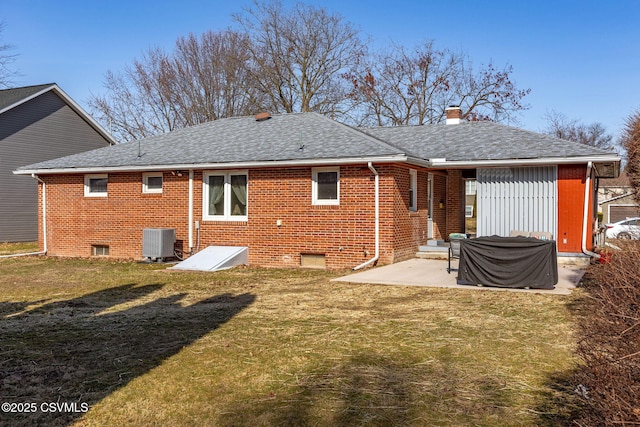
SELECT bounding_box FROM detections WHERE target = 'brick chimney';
[445,105,461,125]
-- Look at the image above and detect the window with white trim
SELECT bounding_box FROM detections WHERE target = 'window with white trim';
[312,167,339,205]
[142,172,163,194]
[84,174,108,197]
[466,179,477,195]
[465,205,474,218]
[203,171,248,221]
[409,169,417,211]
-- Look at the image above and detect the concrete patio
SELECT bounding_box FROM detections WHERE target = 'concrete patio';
[332,258,585,295]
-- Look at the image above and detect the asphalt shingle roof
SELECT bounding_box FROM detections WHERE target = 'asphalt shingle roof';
[363,121,615,162]
[18,113,406,171]
[16,112,619,173]
[0,84,55,112]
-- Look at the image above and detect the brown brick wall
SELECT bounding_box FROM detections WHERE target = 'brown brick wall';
[445,170,465,237]
[37,163,464,269]
[42,172,189,258]
[388,166,429,262]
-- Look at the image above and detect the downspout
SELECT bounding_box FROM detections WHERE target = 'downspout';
[582,161,600,259]
[0,174,47,258]
[188,169,194,254]
[353,162,379,270]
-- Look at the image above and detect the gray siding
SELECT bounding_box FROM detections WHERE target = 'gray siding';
[0,91,111,241]
[476,166,557,239]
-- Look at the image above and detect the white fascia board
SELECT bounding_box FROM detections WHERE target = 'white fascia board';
[14,155,409,175]
[428,155,621,168]
[405,157,433,168]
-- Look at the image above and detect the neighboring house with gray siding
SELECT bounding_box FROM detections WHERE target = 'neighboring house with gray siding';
[597,171,639,223]
[0,84,115,242]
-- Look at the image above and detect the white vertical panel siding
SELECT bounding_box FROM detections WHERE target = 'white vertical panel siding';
[477,166,557,238]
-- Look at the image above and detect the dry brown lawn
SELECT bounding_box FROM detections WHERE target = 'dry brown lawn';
[0,255,582,426]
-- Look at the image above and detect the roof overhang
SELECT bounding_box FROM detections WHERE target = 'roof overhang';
[426,155,621,177]
[14,155,412,176]
[14,153,621,178]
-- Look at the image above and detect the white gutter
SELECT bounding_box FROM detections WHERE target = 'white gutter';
[14,155,409,176]
[582,161,600,259]
[428,155,621,169]
[353,162,379,270]
[0,174,47,258]
[188,169,194,252]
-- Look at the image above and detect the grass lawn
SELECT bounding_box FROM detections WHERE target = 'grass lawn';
[0,241,39,255]
[0,255,582,426]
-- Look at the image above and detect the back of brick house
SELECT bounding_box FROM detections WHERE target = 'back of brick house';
[40,165,460,269]
[19,111,620,269]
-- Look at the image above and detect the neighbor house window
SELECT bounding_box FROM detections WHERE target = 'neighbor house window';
[142,172,163,194]
[203,171,248,221]
[84,174,108,197]
[312,167,339,205]
[409,169,417,211]
[466,180,477,195]
[465,205,474,218]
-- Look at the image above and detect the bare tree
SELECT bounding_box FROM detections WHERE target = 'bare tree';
[344,41,458,126]
[234,0,363,117]
[0,21,18,88]
[345,40,530,126]
[89,30,256,142]
[622,110,640,205]
[544,110,613,150]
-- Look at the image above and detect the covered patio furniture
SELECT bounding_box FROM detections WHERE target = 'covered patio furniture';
[457,236,558,289]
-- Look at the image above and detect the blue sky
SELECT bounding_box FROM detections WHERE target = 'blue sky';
[3,0,639,143]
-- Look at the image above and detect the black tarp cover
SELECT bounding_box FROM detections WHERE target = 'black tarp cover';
[457,236,558,289]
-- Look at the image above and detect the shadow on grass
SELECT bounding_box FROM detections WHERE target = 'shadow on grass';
[533,370,585,427]
[218,352,511,426]
[532,289,590,426]
[0,283,255,426]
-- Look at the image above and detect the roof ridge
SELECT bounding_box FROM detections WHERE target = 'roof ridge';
[308,113,411,156]
[0,83,56,93]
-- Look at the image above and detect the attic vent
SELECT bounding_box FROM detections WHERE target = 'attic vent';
[255,112,271,121]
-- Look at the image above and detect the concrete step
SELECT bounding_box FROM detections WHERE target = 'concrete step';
[417,240,450,260]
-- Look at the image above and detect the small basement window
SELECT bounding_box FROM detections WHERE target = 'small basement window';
[143,172,163,193]
[92,245,109,256]
[84,174,108,197]
[300,253,326,269]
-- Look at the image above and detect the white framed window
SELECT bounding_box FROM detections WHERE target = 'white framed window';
[409,169,417,211]
[142,172,163,194]
[466,179,477,195]
[84,174,108,197]
[203,170,248,221]
[312,167,339,205]
[465,205,474,218]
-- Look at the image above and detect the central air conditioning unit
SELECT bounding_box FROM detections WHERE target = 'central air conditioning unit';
[142,228,176,260]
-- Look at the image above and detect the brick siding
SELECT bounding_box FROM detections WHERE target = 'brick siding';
[37,163,463,269]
